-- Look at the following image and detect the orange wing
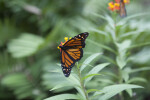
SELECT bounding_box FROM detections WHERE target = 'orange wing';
[61,49,83,77]
[66,49,83,61]
[64,32,89,48]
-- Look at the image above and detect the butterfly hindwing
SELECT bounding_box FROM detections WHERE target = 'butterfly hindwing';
[66,48,83,62]
[61,48,83,77]
[61,50,74,77]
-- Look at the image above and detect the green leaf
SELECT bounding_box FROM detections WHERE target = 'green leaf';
[101,55,117,65]
[126,89,133,97]
[8,33,44,58]
[87,39,116,54]
[105,14,115,29]
[96,78,114,85]
[74,87,85,99]
[82,74,101,81]
[116,56,126,69]
[50,83,73,91]
[67,74,80,87]
[94,84,143,100]
[1,73,34,99]
[129,67,150,73]
[1,73,29,87]
[80,53,101,72]
[87,89,101,94]
[120,30,143,38]
[92,13,107,21]
[117,13,150,26]
[129,47,150,64]
[84,63,110,85]
[116,40,131,69]
[128,42,150,50]
[89,28,108,36]
[44,94,79,100]
[127,77,147,83]
[122,70,129,82]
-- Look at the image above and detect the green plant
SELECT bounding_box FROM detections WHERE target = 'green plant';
[44,12,150,100]
[1,0,150,100]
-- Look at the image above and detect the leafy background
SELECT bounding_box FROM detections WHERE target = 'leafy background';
[0,0,150,100]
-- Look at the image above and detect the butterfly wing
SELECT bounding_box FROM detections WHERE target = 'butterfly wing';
[60,32,89,77]
[61,49,83,77]
[120,0,127,17]
[64,32,89,48]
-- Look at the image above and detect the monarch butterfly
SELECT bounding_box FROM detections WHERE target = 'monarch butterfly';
[120,0,127,17]
[58,32,89,77]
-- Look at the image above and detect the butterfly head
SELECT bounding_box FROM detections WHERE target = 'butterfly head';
[83,32,89,38]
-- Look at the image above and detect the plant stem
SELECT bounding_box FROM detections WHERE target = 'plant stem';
[113,13,124,100]
[77,65,89,100]
[118,68,124,100]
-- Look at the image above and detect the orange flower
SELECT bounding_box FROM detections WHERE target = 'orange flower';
[108,0,130,12]
[124,0,130,4]
[114,3,120,10]
[115,0,120,3]
[115,0,130,4]
[108,2,120,11]
[108,2,115,11]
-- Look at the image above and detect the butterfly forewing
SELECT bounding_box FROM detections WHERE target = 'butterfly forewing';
[64,32,89,48]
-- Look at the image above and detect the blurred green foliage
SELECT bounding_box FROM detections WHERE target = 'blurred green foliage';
[0,0,150,100]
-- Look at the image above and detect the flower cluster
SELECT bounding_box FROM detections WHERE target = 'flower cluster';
[108,0,129,11]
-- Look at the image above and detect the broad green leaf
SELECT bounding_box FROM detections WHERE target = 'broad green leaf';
[44,94,79,100]
[50,83,73,91]
[116,40,131,54]
[101,55,117,65]
[1,73,33,99]
[82,74,101,81]
[116,56,126,69]
[120,30,142,38]
[117,13,150,26]
[80,53,101,72]
[128,42,150,50]
[1,73,29,87]
[129,67,150,73]
[84,63,110,85]
[92,13,107,21]
[8,33,44,58]
[87,89,101,94]
[75,86,85,99]
[94,84,143,100]
[127,77,147,83]
[96,78,114,85]
[129,47,150,64]
[87,39,116,54]
[126,89,132,97]
[105,14,115,29]
[122,70,129,82]
[89,28,108,36]
[116,40,131,69]
[67,74,80,87]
